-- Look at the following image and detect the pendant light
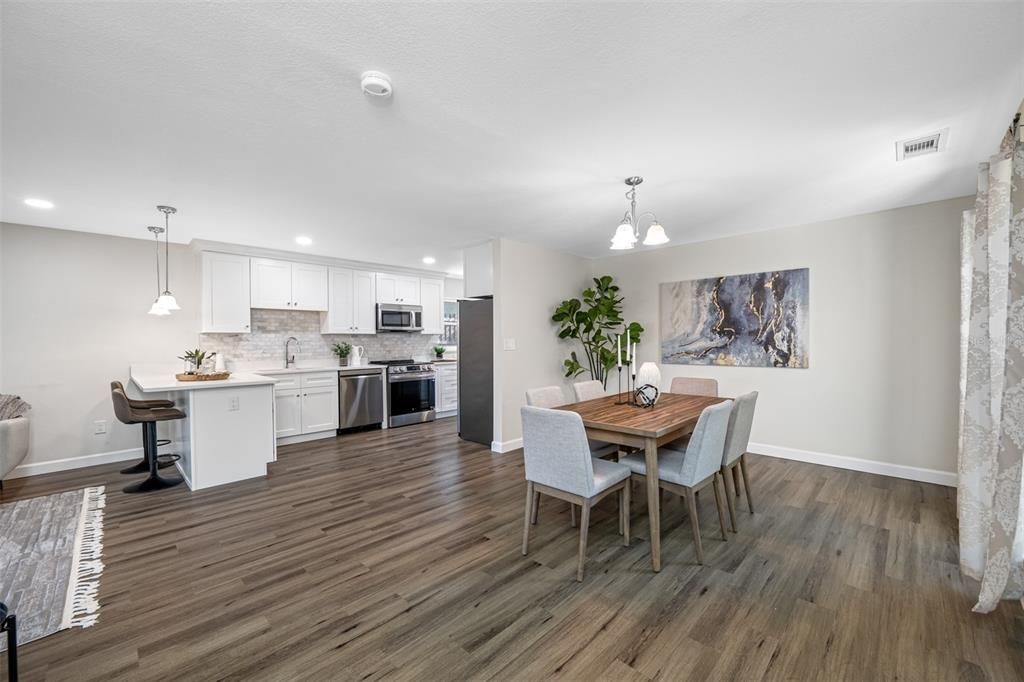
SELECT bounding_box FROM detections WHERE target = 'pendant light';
[155,205,181,311]
[147,225,170,316]
[608,176,670,250]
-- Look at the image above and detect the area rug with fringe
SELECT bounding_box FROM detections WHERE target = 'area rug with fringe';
[0,485,106,651]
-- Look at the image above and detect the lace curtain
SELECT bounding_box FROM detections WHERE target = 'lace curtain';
[958,110,1024,613]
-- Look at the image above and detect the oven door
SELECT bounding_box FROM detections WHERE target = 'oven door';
[387,374,436,427]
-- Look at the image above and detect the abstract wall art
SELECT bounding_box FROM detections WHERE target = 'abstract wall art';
[659,268,809,368]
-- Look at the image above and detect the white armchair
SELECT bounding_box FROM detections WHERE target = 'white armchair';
[0,415,30,486]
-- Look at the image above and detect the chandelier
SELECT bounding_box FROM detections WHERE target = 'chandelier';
[610,176,669,250]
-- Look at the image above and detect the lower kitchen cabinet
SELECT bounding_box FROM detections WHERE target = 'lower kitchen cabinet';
[275,391,302,438]
[434,363,458,416]
[274,371,339,441]
[301,386,338,432]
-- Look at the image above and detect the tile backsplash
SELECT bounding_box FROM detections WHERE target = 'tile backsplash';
[199,309,442,369]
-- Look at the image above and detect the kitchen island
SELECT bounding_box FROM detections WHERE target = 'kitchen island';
[130,365,277,490]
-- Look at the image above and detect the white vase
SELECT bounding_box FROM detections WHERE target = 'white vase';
[636,362,662,401]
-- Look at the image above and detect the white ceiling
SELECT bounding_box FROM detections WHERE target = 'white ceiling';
[2,2,1022,273]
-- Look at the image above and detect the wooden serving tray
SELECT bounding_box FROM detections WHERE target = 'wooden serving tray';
[175,371,231,382]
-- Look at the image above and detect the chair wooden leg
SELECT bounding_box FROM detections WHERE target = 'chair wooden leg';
[576,500,591,581]
[685,489,704,565]
[622,482,631,546]
[570,503,577,527]
[531,491,540,525]
[522,482,534,556]
[722,466,738,533]
[733,466,742,499]
[712,474,728,541]
[740,454,754,513]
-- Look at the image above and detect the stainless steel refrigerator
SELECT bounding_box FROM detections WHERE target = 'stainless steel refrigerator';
[457,298,493,446]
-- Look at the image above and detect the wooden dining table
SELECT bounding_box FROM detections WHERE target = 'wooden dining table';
[557,392,729,571]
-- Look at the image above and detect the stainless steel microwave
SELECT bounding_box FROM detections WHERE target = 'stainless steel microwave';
[376,303,423,332]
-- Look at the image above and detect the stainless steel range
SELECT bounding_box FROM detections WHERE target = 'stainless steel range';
[370,360,436,428]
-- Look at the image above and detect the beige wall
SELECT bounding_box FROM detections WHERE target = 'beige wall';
[1,223,200,473]
[593,196,970,477]
[492,238,591,446]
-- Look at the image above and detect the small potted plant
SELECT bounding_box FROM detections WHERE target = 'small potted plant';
[433,345,447,360]
[178,348,216,374]
[332,342,352,366]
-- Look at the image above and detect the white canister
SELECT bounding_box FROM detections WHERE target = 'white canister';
[214,354,226,372]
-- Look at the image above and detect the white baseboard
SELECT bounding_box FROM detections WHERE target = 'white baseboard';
[491,437,523,454]
[750,442,956,487]
[7,447,142,479]
[277,430,338,446]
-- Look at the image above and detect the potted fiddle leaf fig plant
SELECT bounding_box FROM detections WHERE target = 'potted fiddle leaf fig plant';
[332,342,352,367]
[433,345,447,360]
[552,275,643,389]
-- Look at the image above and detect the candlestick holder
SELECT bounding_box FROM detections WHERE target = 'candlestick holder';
[614,367,626,404]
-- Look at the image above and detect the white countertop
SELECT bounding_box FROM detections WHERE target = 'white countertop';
[131,371,278,393]
[255,365,385,376]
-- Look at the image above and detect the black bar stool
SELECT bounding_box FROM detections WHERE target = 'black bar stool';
[110,387,185,493]
[110,381,177,474]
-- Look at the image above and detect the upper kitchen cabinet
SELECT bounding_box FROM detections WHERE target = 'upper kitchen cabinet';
[376,272,420,305]
[251,258,328,311]
[420,278,444,335]
[321,267,377,334]
[463,242,494,298]
[201,252,252,333]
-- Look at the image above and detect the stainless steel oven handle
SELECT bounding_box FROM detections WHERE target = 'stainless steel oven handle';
[388,373,436,383]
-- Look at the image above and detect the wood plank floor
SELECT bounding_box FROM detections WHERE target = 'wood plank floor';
[2,419,1023,681]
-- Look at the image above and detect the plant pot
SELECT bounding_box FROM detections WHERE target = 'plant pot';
[339,357,350,367]
[435,354,444,360]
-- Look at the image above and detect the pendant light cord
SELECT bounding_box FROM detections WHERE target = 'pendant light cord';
[154,230,162,298]
[164,211,170,293]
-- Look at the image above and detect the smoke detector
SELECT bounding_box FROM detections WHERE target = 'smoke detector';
[361,71,393,98]
[896,128,948,161]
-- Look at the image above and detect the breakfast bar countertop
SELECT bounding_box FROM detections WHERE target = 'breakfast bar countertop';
[130,371,278,393]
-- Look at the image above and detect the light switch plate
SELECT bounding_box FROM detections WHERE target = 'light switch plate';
[503,338,517,351]
[93,420,107,435]
[229,397,240,411]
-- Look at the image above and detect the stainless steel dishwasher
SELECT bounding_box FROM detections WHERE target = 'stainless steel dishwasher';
[338,370,384,431]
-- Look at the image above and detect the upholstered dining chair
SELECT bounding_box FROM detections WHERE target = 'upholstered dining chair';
[669,376,719,397]
[618,400,732,565]
[572,380,604,402]
[520,406,631,581]
[525,385,618,526]
[720,391,758,531]
[525,385,567,409]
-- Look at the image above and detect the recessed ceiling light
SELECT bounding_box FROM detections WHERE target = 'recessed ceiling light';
[361,71,393,98]
[25,197,54,209]
[295,236,313,246]
[422,256,436,265]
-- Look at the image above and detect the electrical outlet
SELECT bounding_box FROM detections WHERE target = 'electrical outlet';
[503,337,517,351]
[229,397,240,412]
[94,420,107,435]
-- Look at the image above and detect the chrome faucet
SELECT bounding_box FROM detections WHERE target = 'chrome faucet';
[285,337,300,368]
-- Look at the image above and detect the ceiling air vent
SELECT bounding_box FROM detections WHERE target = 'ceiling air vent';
[896,129,948,161]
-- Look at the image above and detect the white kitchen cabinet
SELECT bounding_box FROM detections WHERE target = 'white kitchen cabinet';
[463,242,494,298]
[274,391,302,438]
[434,363,458,415]
[420,278,444,335]
[322,267,377,334]
[251,258,328,311]
[353,270,377,333]
[251,258,293,309]
[291,262,329,310]
[376,272,420,305]
[274,370,339,441]
[300,387,338,433]
[201,252,252,333]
